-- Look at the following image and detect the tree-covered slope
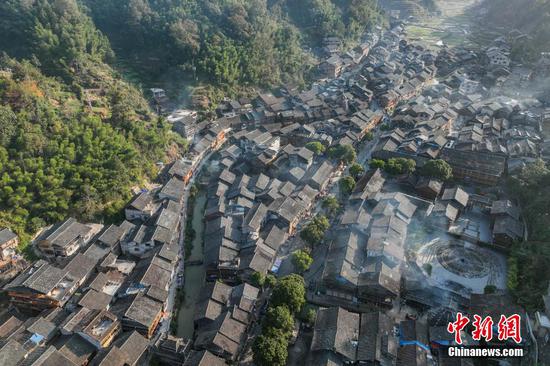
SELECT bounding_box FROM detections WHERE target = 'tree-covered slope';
[482,0,550,60]
[507,160,550,311]
[0,0,185,251]
[82,0,384,89]
[0,0,387,251]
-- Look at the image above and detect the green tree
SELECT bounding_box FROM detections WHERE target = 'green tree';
[305,141,325,155]
[300,215,330,247]
[421,159,453,181]
[484,285,497,294]
[271,274,306,314]
[264,305,294,336]
[292,249,313,273]
[385,158,416,175]
[340,176,356,195]
[349,163,365,179]
[507,160,550,243]
[0,106,18,146]
[251,271,266,288]
[328,144,356,164]
[362,131,374,141]
[322,195,340,216]
[315,215,330,231]
[253,331,288,366]
[265,274,277,288]
[198,35,241,86]
[301,307,317,326]
[369,159,385,170]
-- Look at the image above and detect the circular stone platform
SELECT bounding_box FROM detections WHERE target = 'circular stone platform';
[435,245,490,278]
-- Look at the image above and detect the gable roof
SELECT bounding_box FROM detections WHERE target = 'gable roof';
[441,187,469,208]
[311,307,360,361]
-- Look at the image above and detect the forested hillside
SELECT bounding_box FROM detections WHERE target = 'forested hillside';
[82,0,384,89]
[0,0,185,251]
[0,0,388,253]
[482,0,550,60]
[508,160,550,310]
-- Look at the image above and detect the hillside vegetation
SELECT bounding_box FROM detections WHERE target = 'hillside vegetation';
[82,0,385,90]
[482,0,550,60]
[508,160,550,311]
[0,0,186,251]
[0,0,389,252]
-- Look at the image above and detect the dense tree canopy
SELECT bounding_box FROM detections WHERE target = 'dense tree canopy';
[292,249,313,273]
[305,141,326,155]
[482,0,550,62]
[369,158,386,170]
[282,0,384,44]
[0,1,184,252]
[385,158,416,175]
[322,195,340,216]
[264,305,295,336]
[508,160,550,242]
[421,159,452,181]
[265,273,277,288]
[0,57,181,251]
[253,330,289,366]
[271,274,306,314]
[507,160,550,311]
[349,163,365,179]
[300,215,330,247]
[81,0,384,87]
[329,144,357,164]
[81,0,320,89]
[340,176,356,195]
[0,0,114,81]
[251,271,266,288]
[301,307,317,326]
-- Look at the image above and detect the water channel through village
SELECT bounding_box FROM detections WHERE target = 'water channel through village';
[176,192,207,339]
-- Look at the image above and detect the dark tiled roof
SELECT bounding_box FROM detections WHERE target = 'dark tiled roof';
[124,294,162,328]
[38,347,79,366]
[184,350,226,366]
[117,330,149,365]
[57,334,96,366]
[263,225,287,251]
[65,253,96,280]
[7,260,66,295]
[357,312,397,362]
[96,346,129,366]
[441,187,469,208]
[127,192,154,211]
[311,307,360,361]
[42,218,92,248]
[0,228,17,246]
[78,289,112,310]
[155,208,180,231]
[231,283,259,313]
[160,178,186,202]
[0,339,26,366]
[97,224,127,247]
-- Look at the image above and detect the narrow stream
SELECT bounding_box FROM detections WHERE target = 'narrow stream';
[176,192,207,339]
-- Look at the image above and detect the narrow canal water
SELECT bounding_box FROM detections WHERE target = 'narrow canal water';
[176,192,207,339]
